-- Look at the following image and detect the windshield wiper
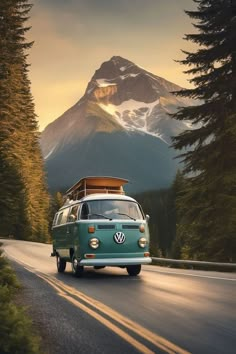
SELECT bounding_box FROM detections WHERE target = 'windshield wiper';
[117,213,136,221]
[89,213,112,220]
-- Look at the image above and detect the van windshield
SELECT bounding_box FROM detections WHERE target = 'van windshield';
[81,200,144,220]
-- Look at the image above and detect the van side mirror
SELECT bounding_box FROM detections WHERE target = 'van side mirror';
[146,214,150,222]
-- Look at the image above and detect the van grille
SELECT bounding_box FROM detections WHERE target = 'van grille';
[97,225,115,230]
[122,225,139,229]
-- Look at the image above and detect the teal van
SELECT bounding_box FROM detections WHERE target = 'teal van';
[51,176,151,277]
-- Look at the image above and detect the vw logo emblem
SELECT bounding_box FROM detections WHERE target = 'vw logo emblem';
[114,232,126,244]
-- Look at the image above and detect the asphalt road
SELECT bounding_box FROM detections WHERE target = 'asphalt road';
[2,239,236,354]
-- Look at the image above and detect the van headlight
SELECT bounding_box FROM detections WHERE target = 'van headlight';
[89,238,100,249]
[138,237,147,248]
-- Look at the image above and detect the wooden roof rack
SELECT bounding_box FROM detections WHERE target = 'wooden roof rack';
[65,176,129,201]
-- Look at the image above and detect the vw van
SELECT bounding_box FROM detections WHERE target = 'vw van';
[51,176,151,277]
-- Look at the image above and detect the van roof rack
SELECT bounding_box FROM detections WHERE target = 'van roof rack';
[65,176,129,201]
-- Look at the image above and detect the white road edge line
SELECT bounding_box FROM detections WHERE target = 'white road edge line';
[147,268,236,281]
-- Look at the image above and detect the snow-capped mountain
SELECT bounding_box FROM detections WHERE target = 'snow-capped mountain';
[41,56,195,193]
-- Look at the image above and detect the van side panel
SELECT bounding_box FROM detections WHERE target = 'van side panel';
[52,207,77,261]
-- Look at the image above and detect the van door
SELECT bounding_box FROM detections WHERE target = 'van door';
[54,208,70,258]
[67,205,79,238]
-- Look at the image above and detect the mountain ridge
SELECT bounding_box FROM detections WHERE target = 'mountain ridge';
[41,56,194,193]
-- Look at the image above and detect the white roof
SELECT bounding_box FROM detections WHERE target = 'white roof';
[60,193,137,210]
[79,193,136,203]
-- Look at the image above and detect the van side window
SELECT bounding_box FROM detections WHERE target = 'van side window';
[68,205,79,222]
[61,208,70,224]
[81,203,89,219]
[52,213,58,226]
[56,208,69,225]
[56,212,63,225]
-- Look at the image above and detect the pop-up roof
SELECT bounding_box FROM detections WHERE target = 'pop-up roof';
[65,176,129,200]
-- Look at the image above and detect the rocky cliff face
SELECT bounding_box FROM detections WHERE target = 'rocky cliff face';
[40,56,195,193]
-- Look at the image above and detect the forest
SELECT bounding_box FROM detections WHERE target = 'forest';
[0,0,235,262]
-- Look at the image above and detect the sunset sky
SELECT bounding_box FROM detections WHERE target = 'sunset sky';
[27,0,197,131]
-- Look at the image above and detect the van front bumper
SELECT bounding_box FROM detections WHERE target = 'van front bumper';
[79,257,152,266]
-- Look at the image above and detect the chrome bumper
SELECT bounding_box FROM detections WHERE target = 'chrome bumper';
[79,257,152,266]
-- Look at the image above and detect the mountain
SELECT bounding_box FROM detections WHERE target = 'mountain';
[41,56,195,194]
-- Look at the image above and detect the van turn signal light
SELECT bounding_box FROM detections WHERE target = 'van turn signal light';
[88,225,95,233]
[85,254,96,258]
[139,224,145,233]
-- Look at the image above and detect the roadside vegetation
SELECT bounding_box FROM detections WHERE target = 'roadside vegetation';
[136,168,235,263]
[0,244,41,354]
[170,0,236,262]
[136,0,236,263]
[134,186,176,258]
[0,1,50,242]
[134,171,184,259]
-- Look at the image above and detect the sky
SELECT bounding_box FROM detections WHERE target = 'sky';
[27,0,197,131]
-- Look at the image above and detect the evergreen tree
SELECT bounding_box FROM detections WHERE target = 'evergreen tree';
[172,0,236,261]
[0,0,50,241]
[134,187,176,257]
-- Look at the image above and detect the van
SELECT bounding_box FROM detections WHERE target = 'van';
[51,176,151,277]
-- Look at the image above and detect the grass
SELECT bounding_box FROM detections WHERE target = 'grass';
[0,243,41,354]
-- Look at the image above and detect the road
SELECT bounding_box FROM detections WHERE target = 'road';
[2,239,236,354]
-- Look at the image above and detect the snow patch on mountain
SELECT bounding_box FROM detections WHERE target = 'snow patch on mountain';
[99,98,158,117]
[121,73,139,80]
[99,98,168,142]
[96,73,139,87]
[96,79,117,87]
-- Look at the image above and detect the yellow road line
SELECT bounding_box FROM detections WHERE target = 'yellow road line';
[38,274,155,354]
[40,273,190,354]
[5,252,190,354]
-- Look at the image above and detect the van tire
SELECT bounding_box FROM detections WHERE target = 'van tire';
[126,265,141,276]
[72,256,84,277]
[56,255,66,273]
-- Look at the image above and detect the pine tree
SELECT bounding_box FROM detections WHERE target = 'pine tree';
[134,187,176,257]
[172,0,236,261]
[0,0,50,241]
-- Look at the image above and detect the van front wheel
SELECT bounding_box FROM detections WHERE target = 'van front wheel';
[72,256,84,277]
[56,255,66,273]
[126,265,141,276]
